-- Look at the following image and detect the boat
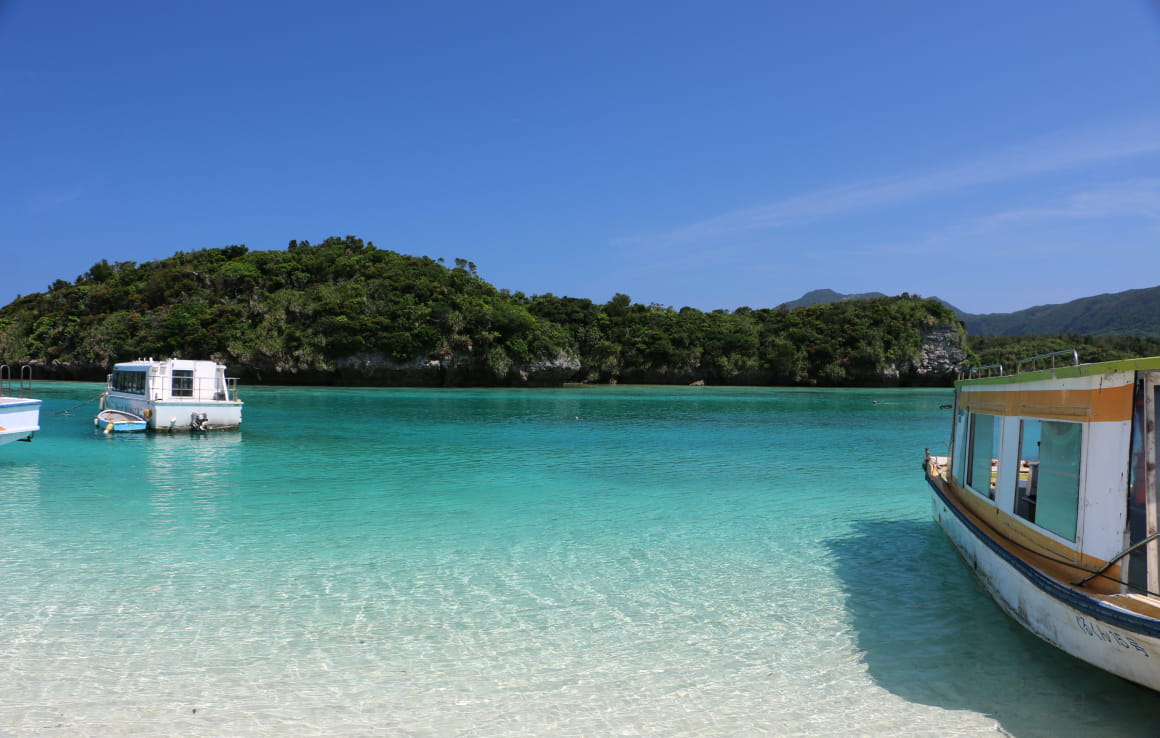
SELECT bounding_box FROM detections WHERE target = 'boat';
[924,350,1160,691]
[0,364,41,447]
[102,358,243,431]
[94,408,147,433]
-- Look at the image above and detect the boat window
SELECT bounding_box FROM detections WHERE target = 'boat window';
[111,370,146,395]
[966,413,999,499]
[172,370,194,398]
[1014,420,1041,522]
[1034,420,1082,541]
[951,406,968,479]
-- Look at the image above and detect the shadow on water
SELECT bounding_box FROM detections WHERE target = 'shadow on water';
[828,519,1160,738]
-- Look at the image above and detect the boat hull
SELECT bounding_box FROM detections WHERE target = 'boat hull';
[0,398,42,446]
[103,395,243,431]
[929,474,1160,691]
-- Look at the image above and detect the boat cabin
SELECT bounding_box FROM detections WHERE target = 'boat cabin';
[108,358,238,403]
[926,351,1160,691]
[104,358,242,431]
[941,351,1160,595]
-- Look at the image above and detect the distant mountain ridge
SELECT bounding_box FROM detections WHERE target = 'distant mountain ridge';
[780,285,1160,337]
[777,288,888,310]
[961,285,1160,337]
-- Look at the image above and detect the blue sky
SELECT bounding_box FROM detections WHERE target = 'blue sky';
[2,1,1158,315]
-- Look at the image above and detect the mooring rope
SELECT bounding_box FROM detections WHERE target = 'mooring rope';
[51,393,104,415]
[1073,532,1160,587]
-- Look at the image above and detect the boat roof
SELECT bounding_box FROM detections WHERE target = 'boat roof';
[958,354,1160,388]
[112,358,226,371]
[0,397,41,406]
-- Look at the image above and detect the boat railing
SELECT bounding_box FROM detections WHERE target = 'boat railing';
[0,364,34,398]
[962,363,1004,380]
[175,375,241,402]
[186,375,242,402]
[1016,349,1080,374]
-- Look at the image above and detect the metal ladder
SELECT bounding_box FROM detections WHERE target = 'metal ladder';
[0,364,34,397]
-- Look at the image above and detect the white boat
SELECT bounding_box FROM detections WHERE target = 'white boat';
[0,364,41,447]
[102,358,243,431]
[95,408,147,433]
[925,350,1160,691]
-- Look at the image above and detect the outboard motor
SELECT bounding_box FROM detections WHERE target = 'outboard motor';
[190,412,209,432]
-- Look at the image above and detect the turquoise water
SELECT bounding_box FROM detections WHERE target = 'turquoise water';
[2,384,1159,736]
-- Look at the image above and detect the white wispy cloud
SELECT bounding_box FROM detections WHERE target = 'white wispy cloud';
[974,178,1160,228]
[619,117,1160,248]
[842,177,1160,264]
[27,188,83,214]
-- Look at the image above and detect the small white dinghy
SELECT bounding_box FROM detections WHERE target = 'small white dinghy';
[95,408,147,433]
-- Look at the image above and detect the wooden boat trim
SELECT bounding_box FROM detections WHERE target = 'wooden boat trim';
[927,470,1160,637]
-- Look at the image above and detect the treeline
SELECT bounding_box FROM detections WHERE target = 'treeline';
[0,236,963,386]
[967,334,1160,370]
[524,290,960,385]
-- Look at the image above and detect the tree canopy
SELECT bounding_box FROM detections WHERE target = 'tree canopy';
[0,236,965,386]
[966,334,1160,370]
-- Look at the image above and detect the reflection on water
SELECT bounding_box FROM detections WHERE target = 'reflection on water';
[146,432,244,536]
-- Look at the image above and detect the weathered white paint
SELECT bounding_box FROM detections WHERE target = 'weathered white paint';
[933,490,1160,691]
[1079,420,1132,561]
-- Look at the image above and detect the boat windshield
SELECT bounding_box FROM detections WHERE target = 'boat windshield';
[110,370,147,394]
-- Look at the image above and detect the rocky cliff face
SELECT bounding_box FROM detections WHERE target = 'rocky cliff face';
[874,323,967,386]
[508,352,582,385]
[327,350,581,387]
[915,323,968,377]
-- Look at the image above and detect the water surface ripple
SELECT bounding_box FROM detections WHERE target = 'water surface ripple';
[2,384,1157,736]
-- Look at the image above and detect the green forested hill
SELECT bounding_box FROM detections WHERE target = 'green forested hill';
[776,288,888,310]
[0,236,964,386]
[963,286,1160,337]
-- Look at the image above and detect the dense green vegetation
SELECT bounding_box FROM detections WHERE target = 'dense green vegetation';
[524,290,960,385]
[0,236,963,386]
[967,334,1160,370]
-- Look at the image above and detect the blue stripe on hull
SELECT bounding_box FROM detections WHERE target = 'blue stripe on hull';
[927,474,1160,639]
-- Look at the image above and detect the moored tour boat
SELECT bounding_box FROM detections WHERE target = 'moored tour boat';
[0,365,41,447]
[94,408,147,433]
[102,358,243,431]
[925,351,1160,691]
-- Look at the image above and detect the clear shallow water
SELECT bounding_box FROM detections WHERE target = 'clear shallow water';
[2,383,1159,736]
